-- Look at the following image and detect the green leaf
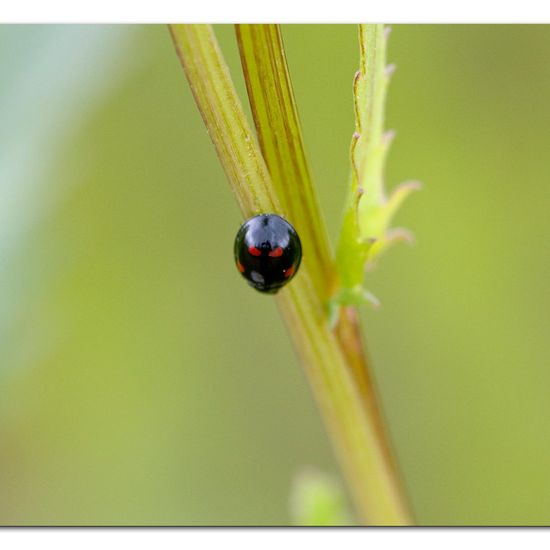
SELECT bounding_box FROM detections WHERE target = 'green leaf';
[335,25,419,312]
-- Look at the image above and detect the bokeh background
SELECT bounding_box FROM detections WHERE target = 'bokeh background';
[1,24,550,526]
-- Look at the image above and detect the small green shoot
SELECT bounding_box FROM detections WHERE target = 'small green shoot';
[290,468,353,526]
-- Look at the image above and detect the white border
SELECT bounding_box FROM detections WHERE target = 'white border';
[1,0,550,23]
[1,528,549,550]
[1,4,549,546]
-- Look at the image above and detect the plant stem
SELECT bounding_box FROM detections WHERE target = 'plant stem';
[235,24,334,302]
[169,23,412,525]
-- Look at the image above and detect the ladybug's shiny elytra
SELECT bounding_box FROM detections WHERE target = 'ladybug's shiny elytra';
[234,214,302,294]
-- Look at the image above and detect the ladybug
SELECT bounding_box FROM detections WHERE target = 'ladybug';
[234,214,302,294]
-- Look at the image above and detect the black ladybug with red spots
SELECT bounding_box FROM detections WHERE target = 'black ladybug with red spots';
[234,214,302,294]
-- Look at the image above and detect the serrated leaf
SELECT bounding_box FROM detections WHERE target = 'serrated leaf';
[334,24,418,314]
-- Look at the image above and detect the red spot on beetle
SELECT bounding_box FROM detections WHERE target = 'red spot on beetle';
[236,260,245,273]
[283,266,295,279]
[268,247,283,258]
[248,246,262,257]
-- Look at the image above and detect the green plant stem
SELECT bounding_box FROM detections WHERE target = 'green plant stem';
[234,26,410,522]
[235,24,333,302]
[169,23,412,525]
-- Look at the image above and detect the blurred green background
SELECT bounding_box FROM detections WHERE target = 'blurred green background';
[1,24,550,526]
